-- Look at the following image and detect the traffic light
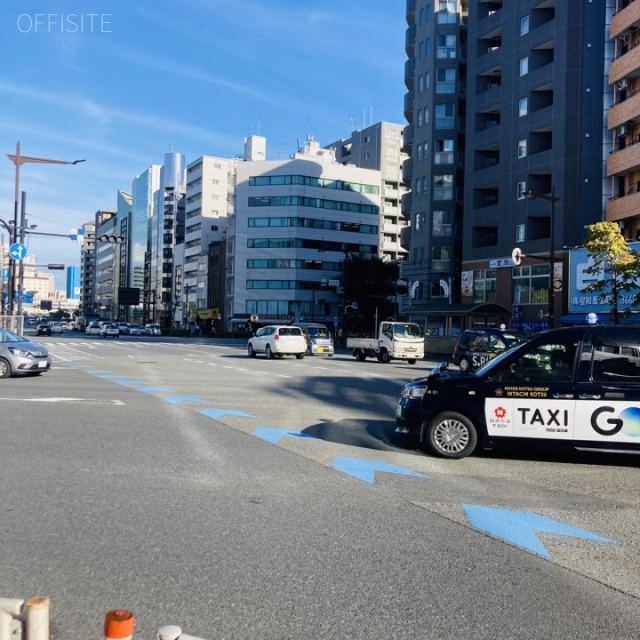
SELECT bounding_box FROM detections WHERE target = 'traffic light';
[47,264,65,270]
[98,235,125,244]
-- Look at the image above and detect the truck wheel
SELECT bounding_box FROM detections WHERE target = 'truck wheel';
[378,349,391,363]
[458,357,471,372]
[421,411,477,459]
[408,359,417,365]
[354,349,366,362]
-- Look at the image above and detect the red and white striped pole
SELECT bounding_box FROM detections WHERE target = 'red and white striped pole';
[104,609,135,640]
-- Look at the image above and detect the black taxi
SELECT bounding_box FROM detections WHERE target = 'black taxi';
[396,326,640,458]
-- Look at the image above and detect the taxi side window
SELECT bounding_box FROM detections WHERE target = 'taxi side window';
[488,340,576,382]
[587,340,640,383]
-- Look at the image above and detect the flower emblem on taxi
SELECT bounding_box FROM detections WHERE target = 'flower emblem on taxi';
[494,406,507,419]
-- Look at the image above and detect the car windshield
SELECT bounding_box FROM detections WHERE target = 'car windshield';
[393,323,422,337]
[308,328,330,338]
[0,329,28,343]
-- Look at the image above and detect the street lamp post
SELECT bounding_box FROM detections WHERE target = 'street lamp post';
[525,187,560,328]
[6,142,85,316]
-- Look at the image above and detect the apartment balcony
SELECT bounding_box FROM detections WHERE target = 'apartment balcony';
[607,140,640,176]
[611,1,640,40]
[609,44,640,85]
[404,58,415,91]
[402,158,413,186]
[384,222,399,234]
[406,0,416,23]
[404,91,414,121]
[607,190,640,222]
[405,24,416,56]
[401,191,412,217]
[403,123,414,150]
[608,89,640,130]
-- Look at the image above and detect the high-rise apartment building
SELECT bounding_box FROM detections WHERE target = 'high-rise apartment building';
[401,0,610,333]
[326,122,409,263]
[607,1,640,239]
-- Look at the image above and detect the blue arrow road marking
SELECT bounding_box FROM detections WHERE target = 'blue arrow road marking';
[114,379,152,386]
[333,456,428,485]
[253,427,318,445]
[463,504,616,559]
[86,370,113,374]
[202,408,255,420]
[163,396,207,405]
[98,374,131,379]
[136,387,174,394]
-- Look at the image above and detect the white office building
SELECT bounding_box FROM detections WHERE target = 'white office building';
[226,136,382,331]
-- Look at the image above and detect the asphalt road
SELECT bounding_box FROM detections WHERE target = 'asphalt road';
[0,333,639,639]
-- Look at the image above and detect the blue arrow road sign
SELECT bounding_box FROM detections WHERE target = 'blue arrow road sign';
[9,243,27,260]
[253,427,318,445]
[333,456,428,484]
[463,504,616,558]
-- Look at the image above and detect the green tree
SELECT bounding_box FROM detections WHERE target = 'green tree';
[343,254,401,335]
[581,221,640,324]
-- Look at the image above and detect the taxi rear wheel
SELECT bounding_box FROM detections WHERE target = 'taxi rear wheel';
[422,411,477,459]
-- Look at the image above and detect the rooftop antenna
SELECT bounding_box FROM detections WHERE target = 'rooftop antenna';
[257,116,261,136]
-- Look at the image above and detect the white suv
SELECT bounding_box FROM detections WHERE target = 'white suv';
[247,325,306,359]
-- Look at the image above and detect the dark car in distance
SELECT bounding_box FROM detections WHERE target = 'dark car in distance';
[452,327,525,372]
[36,322,51,336]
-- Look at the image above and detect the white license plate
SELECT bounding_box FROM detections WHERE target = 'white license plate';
[38,361,47,368]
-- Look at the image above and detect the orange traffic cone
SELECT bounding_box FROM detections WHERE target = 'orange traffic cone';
[104,609,135,640]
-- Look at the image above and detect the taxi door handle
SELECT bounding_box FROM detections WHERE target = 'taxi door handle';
[553,393,574,399]
[579,393,601,400]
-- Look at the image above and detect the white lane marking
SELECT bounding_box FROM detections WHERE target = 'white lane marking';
[277,374,292,379]
[0,397,125,405]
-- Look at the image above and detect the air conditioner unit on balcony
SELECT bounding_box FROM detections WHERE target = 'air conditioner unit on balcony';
[616,125,628,137]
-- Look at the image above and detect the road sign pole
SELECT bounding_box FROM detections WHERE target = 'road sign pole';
[17,191,26,317]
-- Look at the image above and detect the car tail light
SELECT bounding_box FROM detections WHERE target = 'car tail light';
[454,343,460,351]
[274,334,280,340]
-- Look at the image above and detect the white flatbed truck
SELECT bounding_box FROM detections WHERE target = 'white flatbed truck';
[347,321,424,364]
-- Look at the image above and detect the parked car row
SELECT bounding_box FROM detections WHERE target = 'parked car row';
[84,321,162,337]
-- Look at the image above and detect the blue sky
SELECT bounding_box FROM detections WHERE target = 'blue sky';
[0,1,406,287]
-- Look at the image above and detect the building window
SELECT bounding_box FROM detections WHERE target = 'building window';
[437,34,457,59]
[434,139,454,164]
[473,269,496,304]
[432,210,452,236]
[436,68,456,93]
[415,177,422,196]
[516,224,525,242]
[518,97,528,117]
[520,15,530,36]
[434,175,454,200]
[519,56,529,76]
[415,212,420,230]
[513,265,550,304]
[431,246,451,272]
[517,138,527,158]
[417,108,424,127]
[435,104,455,128]
[517,181,527,200]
